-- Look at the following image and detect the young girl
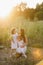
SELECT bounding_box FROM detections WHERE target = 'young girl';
[16,29,28,58]
[10,28,18,57]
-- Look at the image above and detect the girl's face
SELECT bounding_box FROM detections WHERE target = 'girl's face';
[14,30,16,34]
[12,29,16,34]
[20,29,25,35]
[13,30,16,34]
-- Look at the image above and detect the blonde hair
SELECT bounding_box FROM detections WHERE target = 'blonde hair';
[11,28,15,34]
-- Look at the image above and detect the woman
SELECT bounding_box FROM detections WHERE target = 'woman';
[16,29,28,58]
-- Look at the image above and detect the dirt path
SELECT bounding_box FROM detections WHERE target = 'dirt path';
[0,47,43,65]
[29,47,43,60]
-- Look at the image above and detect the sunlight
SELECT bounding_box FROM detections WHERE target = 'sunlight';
[0,0,43,18]
[0,0,12,18]
[36,60,43,65]
[32,49,41,59]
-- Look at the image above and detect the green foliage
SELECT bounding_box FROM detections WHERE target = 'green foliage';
[0,16,43,48]
[35,11,43,20]
[11,2,43,21]
[0,2,43,48]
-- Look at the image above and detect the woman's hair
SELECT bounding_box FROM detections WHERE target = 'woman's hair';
[11,28,15,34]
[20,29,26,43]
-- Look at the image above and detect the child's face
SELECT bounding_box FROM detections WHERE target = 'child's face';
[13,30,16,34]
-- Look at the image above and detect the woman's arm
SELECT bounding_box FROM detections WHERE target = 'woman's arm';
[25,35,28,46]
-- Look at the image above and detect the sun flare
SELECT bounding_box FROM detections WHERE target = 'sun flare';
[0,0,43,18]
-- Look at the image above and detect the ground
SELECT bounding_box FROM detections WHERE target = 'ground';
[0,47,43,65]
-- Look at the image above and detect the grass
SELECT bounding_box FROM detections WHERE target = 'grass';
[0,16,43,48]
[8,17,43,48]
[0,48,37,65]
[0,16,43,65]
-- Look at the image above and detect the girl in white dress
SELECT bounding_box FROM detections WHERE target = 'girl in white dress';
[10,28,18,56]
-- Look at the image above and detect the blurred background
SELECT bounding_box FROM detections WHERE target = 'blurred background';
[0,0,43,47]
[0,0,43,65]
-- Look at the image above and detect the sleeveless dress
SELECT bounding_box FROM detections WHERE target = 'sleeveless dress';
[11,33,18,49]
[16,40,27,53]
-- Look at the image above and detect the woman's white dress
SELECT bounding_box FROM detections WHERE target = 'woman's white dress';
[11,33,18,49]
[16,40,27,53]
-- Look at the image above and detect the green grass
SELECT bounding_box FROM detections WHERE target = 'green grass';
[0,16,43,48]
[0,16,43,65]
[8,16,43,48]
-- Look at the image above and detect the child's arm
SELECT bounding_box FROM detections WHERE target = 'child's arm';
[9,36,15,43]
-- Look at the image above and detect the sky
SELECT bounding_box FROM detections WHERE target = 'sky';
[0,0,43,18]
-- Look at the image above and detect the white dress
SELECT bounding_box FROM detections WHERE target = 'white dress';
[11,33,18,49]
[16,40,27,54]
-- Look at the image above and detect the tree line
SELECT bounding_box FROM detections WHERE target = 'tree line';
[12,2,43,21]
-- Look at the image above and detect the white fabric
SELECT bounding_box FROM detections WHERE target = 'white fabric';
[16,40,27,53]
[11,41,17,49]
[16,46,27,53]
[11,33,18,49]
[12,33,18,42]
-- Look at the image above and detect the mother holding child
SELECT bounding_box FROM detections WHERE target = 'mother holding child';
[10,28,28,58]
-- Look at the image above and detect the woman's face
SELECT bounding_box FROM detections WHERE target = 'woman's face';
[20,29,25,35]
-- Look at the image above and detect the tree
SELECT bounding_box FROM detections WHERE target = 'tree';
[35,2,43,20]
[35,11,43,20]
[36,2,43,11]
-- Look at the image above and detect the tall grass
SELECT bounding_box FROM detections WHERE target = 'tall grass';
[0,16,43,47]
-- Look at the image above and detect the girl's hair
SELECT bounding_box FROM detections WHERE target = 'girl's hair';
[11,28,15,34]
[20,29,26,43]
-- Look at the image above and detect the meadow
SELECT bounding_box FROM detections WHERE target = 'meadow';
[0,16,43,48]
[0,16,43,65]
